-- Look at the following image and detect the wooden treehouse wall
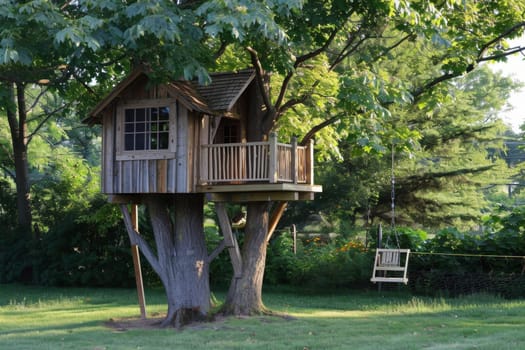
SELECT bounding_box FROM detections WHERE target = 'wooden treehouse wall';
[100,80,208,195]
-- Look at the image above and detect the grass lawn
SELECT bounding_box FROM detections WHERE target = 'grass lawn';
[1,284,525,349]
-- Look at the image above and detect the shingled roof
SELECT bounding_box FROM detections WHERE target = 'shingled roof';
[84,68,255,124]
[194,69,255,112]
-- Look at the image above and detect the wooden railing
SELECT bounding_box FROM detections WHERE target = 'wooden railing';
[200,133,314,185]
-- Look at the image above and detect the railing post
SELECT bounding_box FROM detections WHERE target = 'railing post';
[200,145,208,185]
[307,138,314,185]
[268,132,278,183]
[291,136,298,184]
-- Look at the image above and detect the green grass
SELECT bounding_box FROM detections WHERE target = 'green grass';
[1,284,525,349]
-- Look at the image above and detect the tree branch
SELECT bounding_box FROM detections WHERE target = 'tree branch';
[477,21,525,60]
[0,163,15,181]
[299,114,342,146]
[246,46,272,112]
[275,16,352,113]
[479,46,525,63]
[120,204,162,276]
[26,86,50,115]
[296,27,340,66]
[26,102,74,145]
[414,22,525,100]
[214,41,229,61]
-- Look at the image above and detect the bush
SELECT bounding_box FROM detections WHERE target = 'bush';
[408,222,525,297]
[264,233,373,289]
[37,197,139,287]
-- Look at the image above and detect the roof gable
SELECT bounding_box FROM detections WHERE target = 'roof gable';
[85,68,255,124]
[194,69,255,112]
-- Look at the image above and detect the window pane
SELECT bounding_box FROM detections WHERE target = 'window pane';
[125,109,134,123]
[159,121,169,132]
[136,122,145,132]
[150,135,158,150]
[135,133,145,150]
[159,107,169,120]
[158,133,169,149]
[151,107,159,121]
[125,123,134,133]
[136,108,146,122]
[125,134,134,151]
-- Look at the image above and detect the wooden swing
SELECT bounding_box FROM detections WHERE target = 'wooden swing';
[370,248,410,284]
[370,144,410,285]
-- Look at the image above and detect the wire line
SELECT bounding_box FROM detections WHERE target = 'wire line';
[411,251,525,259]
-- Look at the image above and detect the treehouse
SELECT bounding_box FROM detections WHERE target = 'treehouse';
[85,68,322,203]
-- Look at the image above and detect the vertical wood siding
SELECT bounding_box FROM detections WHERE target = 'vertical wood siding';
[101,98,193,194]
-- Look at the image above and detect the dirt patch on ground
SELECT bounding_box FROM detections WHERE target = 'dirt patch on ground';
[104,313,295,331]
[105,314,166,331]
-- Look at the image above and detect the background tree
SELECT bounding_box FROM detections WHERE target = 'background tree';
[207,0,525,315]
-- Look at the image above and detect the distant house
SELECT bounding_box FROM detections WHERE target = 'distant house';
[85,68,321,203]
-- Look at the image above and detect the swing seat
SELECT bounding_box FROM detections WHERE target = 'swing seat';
[371,248,410,284]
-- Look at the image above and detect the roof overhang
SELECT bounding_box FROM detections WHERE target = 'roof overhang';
[83,68,256,125]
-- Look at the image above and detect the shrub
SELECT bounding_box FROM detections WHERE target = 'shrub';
[37,197,138,287]
[264,232,372,289]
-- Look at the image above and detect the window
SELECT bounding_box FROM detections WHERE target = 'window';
[117,100,176,160]
[124,106,170,151]
[223,123,239,144]
[214,119,240,144]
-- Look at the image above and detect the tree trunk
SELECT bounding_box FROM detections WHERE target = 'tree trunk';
[221,202,270,315]
[220,71,276,316]
[5,82,32,238]
[143,194,210,328]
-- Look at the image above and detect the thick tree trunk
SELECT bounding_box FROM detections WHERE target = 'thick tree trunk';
[143,194,210,328]
[221,202,270,315]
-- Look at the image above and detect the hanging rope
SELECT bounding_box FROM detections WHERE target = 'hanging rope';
[388,143,401,249]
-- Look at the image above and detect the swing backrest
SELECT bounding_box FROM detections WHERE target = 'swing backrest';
[380,249,400,266]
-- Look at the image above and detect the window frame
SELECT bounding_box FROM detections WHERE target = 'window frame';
[116,99,177,161]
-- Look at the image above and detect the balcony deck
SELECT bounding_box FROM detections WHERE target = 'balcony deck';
[197,134,322,202]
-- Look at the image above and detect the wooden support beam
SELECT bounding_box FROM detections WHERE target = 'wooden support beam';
[207,191,301,202]
[130,204,147,319]
[215,203,243,278]
[266,201,288,242]
[207,239,227,263]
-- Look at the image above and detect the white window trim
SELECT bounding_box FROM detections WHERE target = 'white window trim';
[116,99,177,161]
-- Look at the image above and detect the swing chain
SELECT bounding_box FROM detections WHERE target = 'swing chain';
[390,143,401,249]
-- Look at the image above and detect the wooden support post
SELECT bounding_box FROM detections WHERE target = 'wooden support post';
[291,224,297,255]
[215,203,243,278]
[130,204,147,319]
[266,201,288,242]
[307,138,314,185]
[377,223,383,292]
